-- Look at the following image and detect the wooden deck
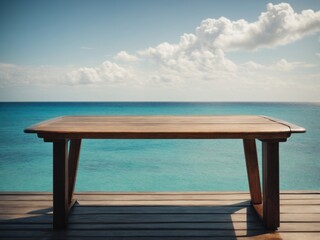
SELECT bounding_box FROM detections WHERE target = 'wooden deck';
[0,191,319,239]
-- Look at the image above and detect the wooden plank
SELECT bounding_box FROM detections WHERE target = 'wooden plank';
[2,222,320,231]
[0,190,318,195]
[0,214,52,222]
[3,204,320,214]
[279,190,320,194]
[0,224,52,230]
[33,121,289,133]
[1,194,253,201]
[239,233,320,240]
[0,206,256,215]
[0,192,52,195]
[2,199,319,206]
[0,200,251,206]
[1,198,315,209]
[1,212,320,224]
[0,229,277,238]
[1,234,319,240]
[279,222,320,231]
[281,213,320,221]
[0,192,318,203]
[0,192,319,201]
[0,222,266,230]
[25,115,277,127]
[280,205,320,213]
[279,199,320,204]
[0,212,259,223]
[1,203,320,222]
[2,199,320,207]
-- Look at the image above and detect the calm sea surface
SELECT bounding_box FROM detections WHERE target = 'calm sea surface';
[0,102,319,191]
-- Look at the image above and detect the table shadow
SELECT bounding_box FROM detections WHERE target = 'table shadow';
[0,200,282,239]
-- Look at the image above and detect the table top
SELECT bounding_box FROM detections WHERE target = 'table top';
[24,115,305,140]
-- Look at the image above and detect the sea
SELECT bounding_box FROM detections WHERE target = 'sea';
[0,102,319,192]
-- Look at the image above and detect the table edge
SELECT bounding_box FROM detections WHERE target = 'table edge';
[24,116,66,133]
[24,115,305,140]
[260,115,306,133]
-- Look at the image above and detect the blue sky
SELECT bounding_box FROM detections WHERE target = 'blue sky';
[0,0,319,101]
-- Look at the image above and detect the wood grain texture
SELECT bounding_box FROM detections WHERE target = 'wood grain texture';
[243,139,262,204]
[24,115,305,140]
[0,191,319,239]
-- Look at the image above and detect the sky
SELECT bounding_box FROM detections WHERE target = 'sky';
[0,0,319,102]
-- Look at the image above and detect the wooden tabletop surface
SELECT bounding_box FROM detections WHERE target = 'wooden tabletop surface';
[24,115,305,140]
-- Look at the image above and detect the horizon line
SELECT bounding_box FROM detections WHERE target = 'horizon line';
[1,101,319,104]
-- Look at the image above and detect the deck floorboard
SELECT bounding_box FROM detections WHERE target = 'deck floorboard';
[0,191,319,239]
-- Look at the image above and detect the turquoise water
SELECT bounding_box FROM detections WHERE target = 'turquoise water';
[0,102,319,191]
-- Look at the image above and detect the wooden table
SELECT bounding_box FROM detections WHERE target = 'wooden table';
[24,115,305,230]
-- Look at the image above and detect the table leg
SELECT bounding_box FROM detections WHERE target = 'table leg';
[68,139,81,205]
[53,139,82,229]
[53,140,69,229]
[262,141,280,230]
[243,139,262,204]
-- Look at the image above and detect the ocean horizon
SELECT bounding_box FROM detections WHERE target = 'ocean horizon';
[0,101,319,191]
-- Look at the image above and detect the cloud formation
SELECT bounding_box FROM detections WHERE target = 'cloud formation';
[1,3,319,88]
[196,3,320,51]
[136,2,320,83]
[67,61,132,85]
[114,51,139,62]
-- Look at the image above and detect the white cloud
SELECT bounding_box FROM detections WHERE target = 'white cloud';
[139,35,238,84]
[0,61,134,87]
[1,3,319,90]
[67,61,133,85]
[241,58,315,74]
[196,3,320,51]
[135,3,320,84]
[114,51,139,62]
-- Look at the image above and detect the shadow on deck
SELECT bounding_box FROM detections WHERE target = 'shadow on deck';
[0,191,319,239]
